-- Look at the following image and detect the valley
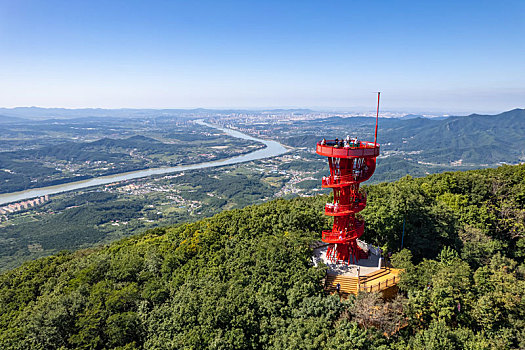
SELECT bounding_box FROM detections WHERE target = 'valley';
[1,108,524,271]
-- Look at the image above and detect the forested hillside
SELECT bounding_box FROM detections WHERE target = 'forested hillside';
[0,164,524,349]
[380,108,525,164]
[282,109,525,165]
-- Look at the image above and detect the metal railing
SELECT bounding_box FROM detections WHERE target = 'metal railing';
[322,222,364,243]
[324,201,366,215]
[321,174,370,187]
[322,174,367,186]
[316,142,380,158]
[318,140,378,149]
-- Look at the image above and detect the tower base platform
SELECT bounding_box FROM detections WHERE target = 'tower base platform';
[312,240,402,296]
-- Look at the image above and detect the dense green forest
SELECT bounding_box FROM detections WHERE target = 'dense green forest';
[0,169,280,271]
[0,164,524,349]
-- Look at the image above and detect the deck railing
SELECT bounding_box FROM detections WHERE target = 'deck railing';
[316,142,380,158]
[359,275,400,293]
[318,140,377,148]
[324,201,366,214]
[322,174,368,186]
[322,221,364,243]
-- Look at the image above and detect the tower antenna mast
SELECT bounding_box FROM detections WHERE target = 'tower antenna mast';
[374,92,381,147]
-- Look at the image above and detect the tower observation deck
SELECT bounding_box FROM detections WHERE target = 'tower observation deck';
[316,138,380,264]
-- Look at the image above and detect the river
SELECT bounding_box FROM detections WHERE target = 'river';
[0,120,289,205]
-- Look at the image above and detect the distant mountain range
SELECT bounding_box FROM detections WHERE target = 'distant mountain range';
[399,114,448,120]
[0,107,317,121]
[284,108,525,166]
[1,106,517,122]
[381,108,525,164]
[1,107,523,166]
[0,115,28,124]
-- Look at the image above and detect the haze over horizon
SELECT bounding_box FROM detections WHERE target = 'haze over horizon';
[1,0,523,114]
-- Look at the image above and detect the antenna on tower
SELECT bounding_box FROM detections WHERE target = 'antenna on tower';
[374,92,381,148]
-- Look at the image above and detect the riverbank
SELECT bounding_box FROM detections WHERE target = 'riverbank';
[0,121,289,205]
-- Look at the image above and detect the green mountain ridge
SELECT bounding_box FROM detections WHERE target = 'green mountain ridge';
[1,164,524,349]
[283,109,525,165]
[384,109,525,163]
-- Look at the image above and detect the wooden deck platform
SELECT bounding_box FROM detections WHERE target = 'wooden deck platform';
[325,268,402,297]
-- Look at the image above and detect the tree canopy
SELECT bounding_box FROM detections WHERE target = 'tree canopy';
[0,164,524,349]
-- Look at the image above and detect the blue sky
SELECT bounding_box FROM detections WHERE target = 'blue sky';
[0,0,523,113]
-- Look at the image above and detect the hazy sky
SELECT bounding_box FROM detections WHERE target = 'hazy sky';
[0,0,523,113]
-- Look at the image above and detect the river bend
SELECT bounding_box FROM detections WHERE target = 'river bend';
[0,121,288,205]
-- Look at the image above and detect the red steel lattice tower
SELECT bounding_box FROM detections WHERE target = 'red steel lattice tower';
[317,95,381,264]
[317,139,379,264]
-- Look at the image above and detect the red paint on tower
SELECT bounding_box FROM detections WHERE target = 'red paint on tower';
[317,98,381,264]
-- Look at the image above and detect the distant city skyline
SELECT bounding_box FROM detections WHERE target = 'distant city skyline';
[0,0,523,114]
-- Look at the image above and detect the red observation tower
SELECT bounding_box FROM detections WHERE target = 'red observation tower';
[317,96,381,265]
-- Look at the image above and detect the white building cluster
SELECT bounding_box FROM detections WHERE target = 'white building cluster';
[0,195,49,214]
